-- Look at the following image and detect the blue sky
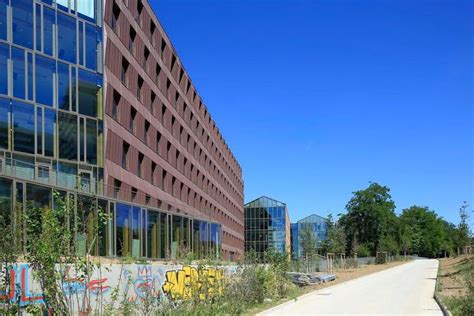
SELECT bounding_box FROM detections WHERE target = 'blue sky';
[151,0,473,227]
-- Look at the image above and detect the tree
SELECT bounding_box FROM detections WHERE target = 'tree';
[300,223,317,259]
[341,182,397,255]
[322,214,346,255]
[458,201,471,255]
[400,206,447,258]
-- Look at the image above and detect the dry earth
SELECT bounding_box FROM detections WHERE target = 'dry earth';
[437,255,473,299]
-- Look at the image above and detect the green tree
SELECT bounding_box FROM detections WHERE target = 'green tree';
[322,214,346,255]
[458,201,471,255]
[341,182,397,255]
[400,206,447,258]
[300,223,317,258]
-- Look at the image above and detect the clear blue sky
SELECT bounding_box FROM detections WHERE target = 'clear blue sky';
[151,0,473,227]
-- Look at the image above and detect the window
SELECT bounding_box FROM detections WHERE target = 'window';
[141,46,149,68]
[35,54,55,106]
[44,108,55,157]
[121,58,129,86]
[113,179,121,198]
[57,12,77,63]
[111,2,120,34]
[0,97,9,149]
[12,0,34,49]
[137,76,143,101]
[129,27,136,53]
[150,23,156,47]
[144,120,150,145]
[86,118,97,164]
[156,63,162,83]
[151,161,156,185]
[122,142,129,169]
[58,112,78,160]
[129,107,136,132]
[115,203,131,256]
[36,107,42,155]
[0,0,7,40]
[78,69,101,117]
[77,0,96,21]
[13,101,35,154]
[85,24,98,70]
[58,62,71,110]
[43,7,56,56]
[160,39,167,59]
[0,43,8,95]
[12,47,26,100]
[112,89,120,119]
[138,152,144,177]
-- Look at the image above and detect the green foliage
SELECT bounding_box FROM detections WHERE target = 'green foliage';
[399,206,448,258]
[341,182,397,255]
[299,223,317,258]
[355,243,371,257]
[321,214,346,256]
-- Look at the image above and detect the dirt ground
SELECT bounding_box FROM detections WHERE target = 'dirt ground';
[437,255,473,299]
[299,260,409,294]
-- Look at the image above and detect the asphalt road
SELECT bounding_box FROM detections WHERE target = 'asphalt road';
[259,259,442,315]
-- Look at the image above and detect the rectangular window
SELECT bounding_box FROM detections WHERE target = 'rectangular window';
[35,54,55,106]
[36,107,43,155]
[57,12,77,63]
[79,21,84,65]
[58,112,78,160]
[35,4,41,51]
[43,6,55,56]
[77,0,95,21]
[27,53,33,101]
[0,0,7,40]
[122,142,129,169]
[12,0,34,49]
[0,43,8,95]
[115,203,131,256]
[44,108,55,157]
[12,47,26,100]
[85,24,98,71]
[112,89,120,119]
[13,101,35,154]
[0,97,9,149]
[129,107,136,132]
[86,118,97,164]
[58,62,70,110]
[78,69,101,117]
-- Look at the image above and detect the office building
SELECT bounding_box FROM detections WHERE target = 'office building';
[0,0,243,260]
[244,196,291,258]
[291,214,328,258]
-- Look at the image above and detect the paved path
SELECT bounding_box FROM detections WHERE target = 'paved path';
[259,259,442,315]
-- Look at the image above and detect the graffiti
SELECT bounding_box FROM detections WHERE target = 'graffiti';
[0,263,231,311]
[162,266,224,300]
[132,265,164,301]
[0,264,44,306]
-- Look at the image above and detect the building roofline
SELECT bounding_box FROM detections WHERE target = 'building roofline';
[244,195,287,207]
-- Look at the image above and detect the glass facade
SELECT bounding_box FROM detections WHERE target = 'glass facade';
[0,0,222,260]
[244,196,290,258]
[0,0,103,186]
[291,214,328,258]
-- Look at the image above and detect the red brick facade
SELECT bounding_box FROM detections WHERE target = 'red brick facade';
[103,0,244,259]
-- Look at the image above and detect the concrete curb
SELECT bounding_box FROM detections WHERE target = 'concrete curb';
[434,293,452,316]
[434,259,452,316]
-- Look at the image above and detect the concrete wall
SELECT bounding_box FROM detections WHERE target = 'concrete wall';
[0,263,237,313]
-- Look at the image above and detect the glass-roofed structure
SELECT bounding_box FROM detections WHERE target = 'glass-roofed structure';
[291,214,328,258]
[244,196,291,258]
